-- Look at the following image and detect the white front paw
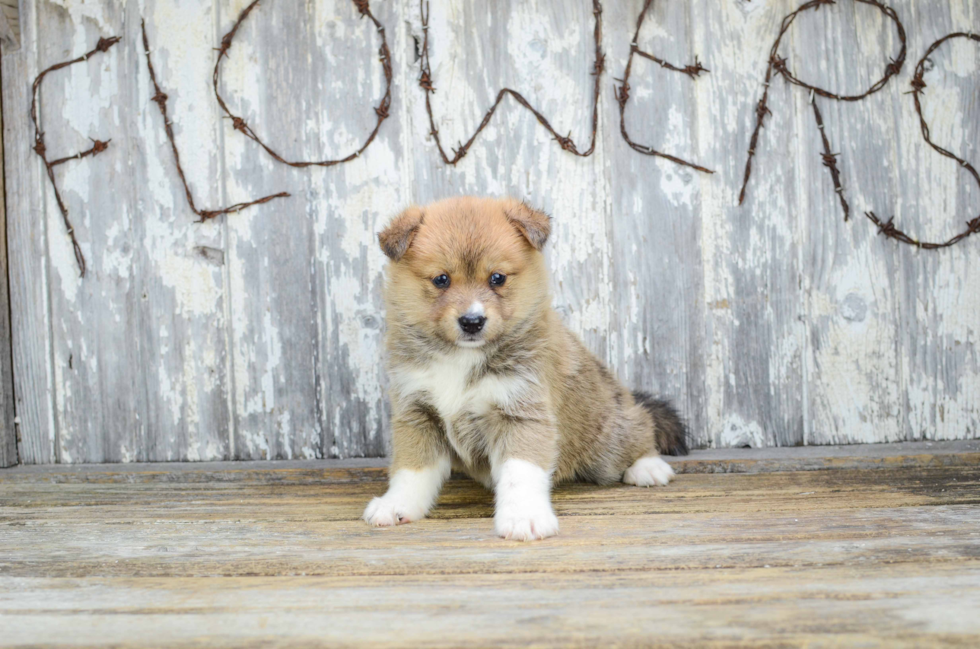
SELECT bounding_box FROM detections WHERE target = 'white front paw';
[363,464,449,527]
[623,455,675,487]
[363,495,425,527]
[494,501,559,541]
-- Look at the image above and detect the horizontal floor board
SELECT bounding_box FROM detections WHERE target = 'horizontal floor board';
[3,440,978,483]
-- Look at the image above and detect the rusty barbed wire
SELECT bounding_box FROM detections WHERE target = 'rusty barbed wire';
[212,0,392,168]
[30,36,121,277]
[614,0,713,174]
[738,0,906,208]
[418,0,604,165]
[141,20,289,222]
[810,97,850,220]
[865,32,980,249]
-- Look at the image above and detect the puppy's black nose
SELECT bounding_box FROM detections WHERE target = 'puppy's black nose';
[458,314,486,334]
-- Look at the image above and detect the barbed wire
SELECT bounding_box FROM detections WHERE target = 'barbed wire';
[865,32,980,249]
[810,97,850,220]
[212,0,393,167]
[30,36,121,277]
[738,0,906,208]
[614,0,713,174]
[33,3,980,271]
[418,0,604,165]
[141,20,289,222]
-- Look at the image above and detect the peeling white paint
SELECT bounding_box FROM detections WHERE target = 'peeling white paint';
[7,0,980,464]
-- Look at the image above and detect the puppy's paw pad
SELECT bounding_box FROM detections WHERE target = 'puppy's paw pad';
[495,505,559,541]
[363,497,419,527]
[623,456,675,487]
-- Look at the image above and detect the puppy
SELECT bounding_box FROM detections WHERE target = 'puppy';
[363,197,688,541]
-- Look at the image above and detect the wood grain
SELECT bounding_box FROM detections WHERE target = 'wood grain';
[1,0,978,462]
[1,460,978,646]
[0,45,15,467]
[1,0,53,465]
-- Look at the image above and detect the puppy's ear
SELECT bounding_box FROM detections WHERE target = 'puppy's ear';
[503,199,551,251]
[379,206,423,261]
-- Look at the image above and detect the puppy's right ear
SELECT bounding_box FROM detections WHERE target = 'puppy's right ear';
[378,206,423,261]
[503,199,551,251]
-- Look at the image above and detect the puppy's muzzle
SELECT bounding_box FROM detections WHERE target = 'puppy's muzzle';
[458,314,487,334]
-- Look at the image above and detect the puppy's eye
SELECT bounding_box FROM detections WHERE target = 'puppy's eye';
[432,274,451,289]
[489,272,506,287]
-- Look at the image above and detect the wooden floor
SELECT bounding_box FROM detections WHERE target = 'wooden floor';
[2,442,979,647]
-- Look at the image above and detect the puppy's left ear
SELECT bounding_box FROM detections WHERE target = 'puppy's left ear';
[503,199,551,251]
[379,206,423,261]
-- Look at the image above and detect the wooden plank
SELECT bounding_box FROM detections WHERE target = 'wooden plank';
[0,463,978,645]
[896,3,980,443]
[1,0,54,464]
[791,0,906,444]
[132,5,236,461]
[2,465,979,524]
[1,439,976,483]
[604,0,709,444]
[405,0,614,362]
[1,468,978,570]
[791,1,979,444]
[33,5,147,463]
[0,42,14,467]
[1,564,979,647]
[311,0,404,459]
[217,0,401,460]
[692,0,805,447]
[33,3,238,462]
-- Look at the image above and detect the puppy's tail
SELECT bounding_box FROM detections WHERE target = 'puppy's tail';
[632,392,689,456]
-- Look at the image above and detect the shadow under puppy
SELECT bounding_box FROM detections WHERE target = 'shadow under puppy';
[364,197,688,541]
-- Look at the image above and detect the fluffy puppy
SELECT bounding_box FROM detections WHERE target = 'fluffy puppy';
[363,197,688,541]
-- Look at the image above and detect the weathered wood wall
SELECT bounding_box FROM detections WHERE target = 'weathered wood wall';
[2,0,977,464]
[0,44,16,469]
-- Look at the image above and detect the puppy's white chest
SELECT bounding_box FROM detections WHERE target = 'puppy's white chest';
[393,351,523,420]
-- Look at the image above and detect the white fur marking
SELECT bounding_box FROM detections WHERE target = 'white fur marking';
[363,457,451,526]
[623,455,675,487]
[465,301,485,317]
[389,352,529,465]
[493,458,559,541]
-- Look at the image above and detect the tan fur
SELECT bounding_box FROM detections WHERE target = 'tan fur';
[377,197,686,488]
